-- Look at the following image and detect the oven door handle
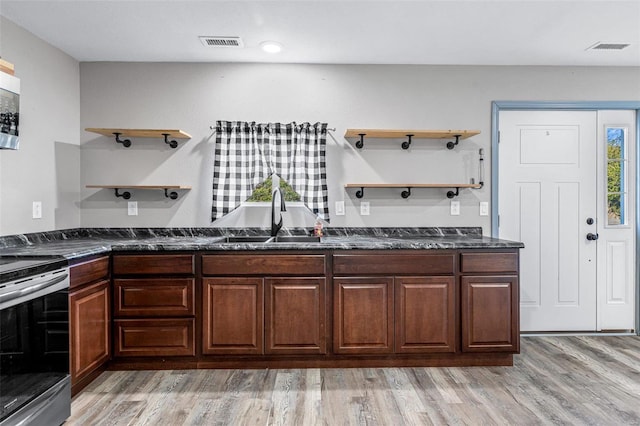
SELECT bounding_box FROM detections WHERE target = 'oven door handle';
[0,273,68,305]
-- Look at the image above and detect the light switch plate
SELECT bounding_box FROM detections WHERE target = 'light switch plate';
[479,201,489,216]
[450,200,460,216]
[360,201,370,216]
[335,201,345,216]
[32,201,42,219]
[128,201,138,216]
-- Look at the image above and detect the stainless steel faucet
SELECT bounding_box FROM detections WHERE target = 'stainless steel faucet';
[270,187,287,237]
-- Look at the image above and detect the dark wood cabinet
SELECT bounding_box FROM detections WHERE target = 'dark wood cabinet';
[265,278,326,355]
[69,256,110,396]
[62,245,519,392]
[461,275,519,352]
[334,277,394,354]
[395,276,456,353]
[333,252,457,355]
[111,253,196,358]
[202,277,264,355]
[201,254,328,356]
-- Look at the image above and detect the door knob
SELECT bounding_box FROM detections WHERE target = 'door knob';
[586,233,599,241]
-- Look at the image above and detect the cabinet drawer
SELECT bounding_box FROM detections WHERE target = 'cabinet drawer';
[202,254,325,276]
[113,319,195,357]
[460,252,518,274]
[333,254,454,275]
[70,256,109,289]
[113,278,195,317]
[113,254,194,276]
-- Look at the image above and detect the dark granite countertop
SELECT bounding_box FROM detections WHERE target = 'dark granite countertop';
[0,227,524,262]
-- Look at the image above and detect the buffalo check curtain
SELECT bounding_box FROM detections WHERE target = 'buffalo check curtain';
[212,121,329,222]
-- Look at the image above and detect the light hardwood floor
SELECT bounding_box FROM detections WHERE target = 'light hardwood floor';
[67,336,640,425]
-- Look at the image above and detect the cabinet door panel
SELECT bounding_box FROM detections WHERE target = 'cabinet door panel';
[460,252,519,274]
[69,280,110,383]
[334,277,393,354]
[461,276,519,352]
[113,278,195,317]
[202,254,325,276]
[70,256,109,289]
[265,278,326,355]
[395,276,456,353]
[113,254,194,275]
[202,278,264,355]
[334,254,454,275]
[114,319,195,357]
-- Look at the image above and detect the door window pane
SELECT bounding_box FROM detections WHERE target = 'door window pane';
[606,127,627,226]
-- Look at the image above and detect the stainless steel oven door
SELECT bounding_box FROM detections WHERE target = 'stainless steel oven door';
[0,268,70,426]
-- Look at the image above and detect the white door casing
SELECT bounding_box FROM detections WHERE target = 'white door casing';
[499,111,597,331]
[596,110,636,331]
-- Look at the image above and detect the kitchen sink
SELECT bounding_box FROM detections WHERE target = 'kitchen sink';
[219,235,322,244]
[221,236,275,243]
[272,235,321,243]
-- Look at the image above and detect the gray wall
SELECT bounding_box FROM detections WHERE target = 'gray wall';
[0,16,81,236]
[80,62,640,232]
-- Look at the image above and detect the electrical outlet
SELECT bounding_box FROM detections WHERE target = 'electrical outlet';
[128,201,138,216]
[479,201,489,216]
[450,200,460,216]
[360,201,370,216]
[32,201,42,219]
[335,201,345,216]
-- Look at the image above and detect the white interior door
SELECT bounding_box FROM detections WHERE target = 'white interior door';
[499,111,598,332]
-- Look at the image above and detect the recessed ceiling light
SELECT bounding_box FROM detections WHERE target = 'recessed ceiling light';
[261,41,283,53]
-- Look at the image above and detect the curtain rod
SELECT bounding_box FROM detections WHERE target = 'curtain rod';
[209,125,336,132]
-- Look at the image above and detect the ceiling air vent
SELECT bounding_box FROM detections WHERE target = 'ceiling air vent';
[587,42,630,51]
[199,36,244,48]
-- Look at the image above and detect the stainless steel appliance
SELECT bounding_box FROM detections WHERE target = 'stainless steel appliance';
[0,258,70,426]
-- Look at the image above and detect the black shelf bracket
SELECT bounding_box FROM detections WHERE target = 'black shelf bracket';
[446,187,460,199]
[164,188,179,199]
[446,134,461,150]
[401,187,411,198]
[401,134,414,150]
[163,133,178,149]
[113,132,132,148]
[355,133,366,149]
[114,188,131,199]
[355,187,365,198]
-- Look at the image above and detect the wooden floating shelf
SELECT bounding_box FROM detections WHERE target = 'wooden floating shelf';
[344,129,480,149]
[345,183,482,199]
[0,58,15,76]
[344,129,480,139]
[87,185,191,190]
[85,128,192,148]
[86,185,191,200]
[85,128,192,139]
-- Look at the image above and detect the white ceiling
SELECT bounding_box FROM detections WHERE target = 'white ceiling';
[1,0,639,66]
